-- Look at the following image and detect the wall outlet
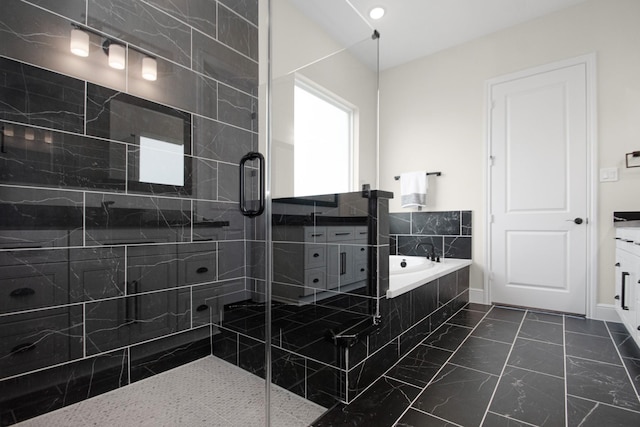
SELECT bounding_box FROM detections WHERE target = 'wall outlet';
[599,167,619,182]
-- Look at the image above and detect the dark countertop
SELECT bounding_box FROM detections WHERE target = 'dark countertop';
[272,214,368,226]
[613,211,640,227]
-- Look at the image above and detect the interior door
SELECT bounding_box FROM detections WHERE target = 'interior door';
[489,61,589,315]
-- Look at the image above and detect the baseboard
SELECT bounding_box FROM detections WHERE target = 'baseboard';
[591,303,621,322]
[469,287,485,304]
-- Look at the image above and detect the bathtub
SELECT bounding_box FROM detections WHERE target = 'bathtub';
[387,255,472,298]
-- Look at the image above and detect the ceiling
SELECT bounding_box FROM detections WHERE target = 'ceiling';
[289,0,588,70]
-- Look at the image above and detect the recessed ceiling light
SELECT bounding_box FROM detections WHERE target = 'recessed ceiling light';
[369,7,385,20]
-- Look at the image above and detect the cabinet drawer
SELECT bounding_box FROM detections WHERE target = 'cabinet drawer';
[0,262,69,314]
[355,262,368,281]
[327,227,355,242]
[354,226,368,242]
[305,245,326,268]
[305,227,327,242]
[179,252,217,286]
[354,245,368,262]
[0,309,78,378]
[305,268,326,291]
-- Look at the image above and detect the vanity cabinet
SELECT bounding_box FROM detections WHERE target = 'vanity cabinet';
[614,227,640,348]
[273,225,368,302]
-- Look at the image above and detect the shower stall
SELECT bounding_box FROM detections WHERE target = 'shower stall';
[0,0,379,425]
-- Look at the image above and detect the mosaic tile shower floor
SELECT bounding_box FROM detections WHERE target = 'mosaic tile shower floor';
[14,356,325,427]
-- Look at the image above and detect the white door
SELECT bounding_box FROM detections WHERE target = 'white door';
[489,61,589,315]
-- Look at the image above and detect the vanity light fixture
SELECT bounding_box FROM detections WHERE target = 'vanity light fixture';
[105,41,126,70]
[3,124,14,137]
[369,7,385,20]
[43,131,53,144]
[141,56,157,81]
[24,128,35,141]
[70,28,90,57]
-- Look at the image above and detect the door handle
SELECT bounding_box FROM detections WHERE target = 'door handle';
[621,272,629,310]
[239,152,265,217]
[566,218,584,224]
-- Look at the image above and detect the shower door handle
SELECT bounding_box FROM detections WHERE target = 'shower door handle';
[239,152,265,217]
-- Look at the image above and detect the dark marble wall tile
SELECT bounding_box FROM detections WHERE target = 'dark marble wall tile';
[69,246,126,301]
[212,326,238,365]
[193,201,245,241]
[412,211,461,235]
[24,0,87,22]
[0,306,83,379]
[238,334,265,377]
[438,274,457,306]
[0,186,83,248]
[218,162,240,202]
[88,0,191,67]
[144,0,216,36]
[219,0,258,26]
[218,84,258,131]
[1,123,126,192]
[218,241,246,280]
[389,213,411,235]
[307,359,344,407]
[0,57,84,133]
[0,2,127,92]
[218,4,258,61]
[444,236,472,259]
[461,211,472,235]
[192,30,258,95]
[189,156,218,201]
[397,235,443,257]
[0,349,128,426]
[272,347,306,397]
[193,116,256,164]
[347,340,399,401]
[84,193,191,245]
[129,326,210,382]
[399,316,431,355]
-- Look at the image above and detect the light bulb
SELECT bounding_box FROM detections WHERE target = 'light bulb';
[70,28,90,57]
[108,43,126,70]
[142,57,157,81]
[24,128,35,141]
[3,125,14,137]
[369,7,385,20]
[44,131,53,144]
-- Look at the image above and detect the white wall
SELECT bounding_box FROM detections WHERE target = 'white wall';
[380,0,640,303]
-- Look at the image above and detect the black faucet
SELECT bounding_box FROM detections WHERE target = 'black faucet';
[414,242,439,262]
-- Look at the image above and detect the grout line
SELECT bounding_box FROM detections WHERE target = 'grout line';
[486,411,539,427]
[563,314,569,427]
[478,308,527,427]
[566,393,640,415]
[502,363,565,381]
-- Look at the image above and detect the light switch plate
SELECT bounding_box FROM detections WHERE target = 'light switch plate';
[599,167,619,182]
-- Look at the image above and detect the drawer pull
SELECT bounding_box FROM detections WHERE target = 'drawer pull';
[313,278,319,284]
[10,287,36,297]
[196,267,209,274]
[11,343,36,354]
[334,232,351,236]
[360,268,365,272]
[313,253,320,258]
[360,248,365,252]
[615,262,620,267]
[196,304,209,312]
[312,233,324,237]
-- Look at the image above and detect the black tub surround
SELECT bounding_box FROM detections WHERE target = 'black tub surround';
[0,1,260,425]
[390,210,472,260]
[212,192,470,408]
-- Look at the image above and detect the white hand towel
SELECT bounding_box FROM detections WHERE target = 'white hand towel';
[400,171,428,208]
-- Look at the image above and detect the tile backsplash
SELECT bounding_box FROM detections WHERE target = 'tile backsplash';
[390,211,472,259]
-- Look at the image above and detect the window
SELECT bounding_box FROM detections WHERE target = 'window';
[294,80,353,196]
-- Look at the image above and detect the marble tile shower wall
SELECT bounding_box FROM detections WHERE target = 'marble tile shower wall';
[0,1,260,425]
[390,211,472,260]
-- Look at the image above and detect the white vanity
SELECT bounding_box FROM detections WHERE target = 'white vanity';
[615,226,640,348]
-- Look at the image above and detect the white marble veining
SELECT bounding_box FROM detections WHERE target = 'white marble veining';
[14,356,326,427]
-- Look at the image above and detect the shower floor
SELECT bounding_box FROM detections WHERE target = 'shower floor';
[14,356,326,427]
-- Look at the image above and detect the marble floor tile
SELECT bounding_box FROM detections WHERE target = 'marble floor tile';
[564,317,609,337]
[447,309,487,328]
[385,345,452,388]
[507,338,564,378]
[518,319,564,345]
[465,303,492,313]
[485,307,526,324]
[449,336,511,376]
[524,311,564,324]
[489,366,565,426]
[310,377,421,427]
[482,412,533,426]
[412,364,499,427]
[566,356,640,411]
[423,323,472,351]
[565,331,622,365]
[610,332,640,359]
[472,318,520,344]
[395,408,460,426]
[567,395,640,427]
